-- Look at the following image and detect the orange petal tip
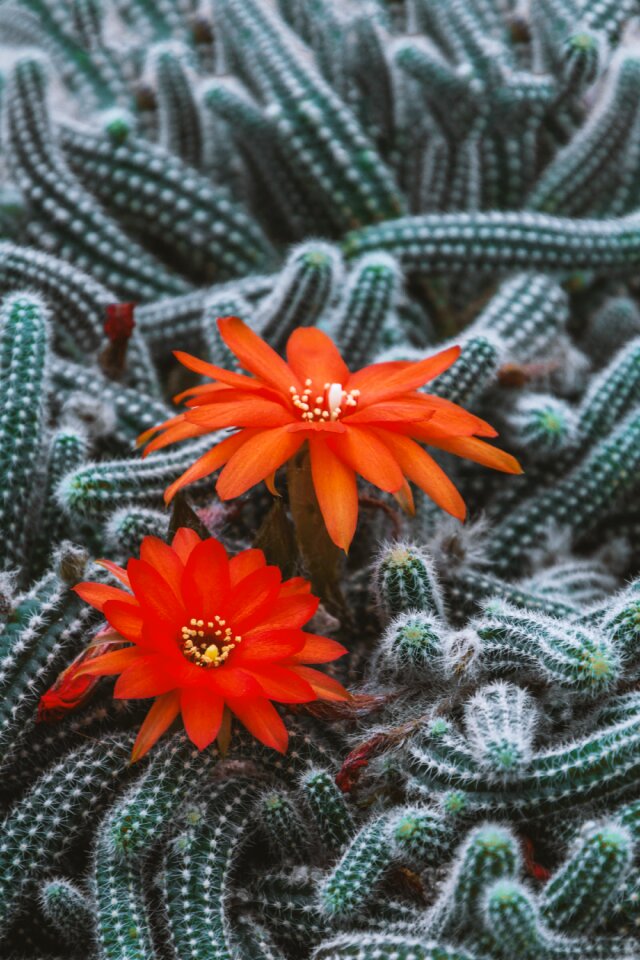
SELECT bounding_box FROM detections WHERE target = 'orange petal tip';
[264,472,280,497]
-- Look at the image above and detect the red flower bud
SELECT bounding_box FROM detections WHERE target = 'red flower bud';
[104,302,136,343]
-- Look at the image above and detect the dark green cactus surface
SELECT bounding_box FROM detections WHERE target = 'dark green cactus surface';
[1,1,640,958]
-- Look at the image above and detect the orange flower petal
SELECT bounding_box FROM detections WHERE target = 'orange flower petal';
[264,471,279,496]
[184,396,292,430]
[309,437,358,553]
[95,559,130,588]
[218,317,301,394]
[287,634,348,663]
[227,567,282,632]
[344,399,435,425]
[216,427,305,500]
[258,593,319,630]
[393,478,415,516]
[246,665,316,703]
[143,418,209,456]
[137,414,183,450]
[174,349,264,391]
[286,421,346,434]
[278,577,312,598]
[349,345,460,404]
[378,430,466,520]
[228,697,289,753]
[73,646,141,679]
[420,395,497,438]
[102,599,144,642]
[288,665,350,701]
[209,667,263,699]
[171,528,202,563]
[414,430,523,474]
[173,381,230,404]
[286,327,350,387]
[229,548,267,587]
[127,559,186,627]
[140,536,184,601]
[182,385,273,408]
[73,582,130,612]
[180,687,224,751]
[328,425,404,493]
[232,628,306,664]
[114,655,182,699]
[346,360,410,394]
[182,538,230,622]
[131,690,181,763]
[164,430,256,505]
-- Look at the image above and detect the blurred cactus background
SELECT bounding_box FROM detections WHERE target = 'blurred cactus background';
[2,0,640,958]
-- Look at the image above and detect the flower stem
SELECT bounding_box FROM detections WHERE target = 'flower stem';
[287,445,346,615]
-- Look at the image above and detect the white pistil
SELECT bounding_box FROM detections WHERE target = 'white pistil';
[327,383,343,418]
[289,380,360,422]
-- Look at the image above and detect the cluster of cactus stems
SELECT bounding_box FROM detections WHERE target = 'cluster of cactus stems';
[2,0,640,958]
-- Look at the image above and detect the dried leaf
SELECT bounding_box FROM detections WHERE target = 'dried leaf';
[252,499,298,579]
[335,732,389,793]
[168,491,210,542]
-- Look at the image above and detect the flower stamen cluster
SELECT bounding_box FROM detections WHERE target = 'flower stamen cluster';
[289,379,361,422]
[180,615,242,668]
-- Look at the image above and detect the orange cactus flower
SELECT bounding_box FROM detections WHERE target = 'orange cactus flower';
[71,530,349,761]
[140,318,522,551]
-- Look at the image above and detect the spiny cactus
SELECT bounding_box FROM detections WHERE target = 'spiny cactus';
[326,252,401,367]
[374,542,446,619]
[300,768,355,854]
[93,811,157,960]
[2,0,640,957]
[0,545,98,755]
[255,241,344,349]
[0,293,50,577]
[539,821,635,932]
[4,55,189,300]
[343,210,640,277]
[373,610,448,679]
[0,734,132,937]
[472,600,621,697]
[57,438,215,518]
[319,814,394,920]
[426,824,521,938]
[39,878,93,953]
[462,682,539,778]
[30,426,89,579]
[260,788,309,860]
[161,780,258,960]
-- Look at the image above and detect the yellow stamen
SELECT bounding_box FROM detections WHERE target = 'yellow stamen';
[178,614,242,668]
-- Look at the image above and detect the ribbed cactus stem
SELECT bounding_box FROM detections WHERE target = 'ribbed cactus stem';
[39,878,94,949]
[162,780,258,960]
[540,822,634,932]
[93,810,157,960]
[473,599,620,697]
[374,543,446,619]
[0,735,132,937]
[0,292,50,578]
[319,814,394,920]
[300,768,356,853]
[343,210,640,277]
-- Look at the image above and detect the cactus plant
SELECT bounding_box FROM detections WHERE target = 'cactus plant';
[2,2,640,958]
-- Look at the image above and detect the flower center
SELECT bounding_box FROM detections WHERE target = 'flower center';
[289,379,360,423]
[179,615,242,668]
